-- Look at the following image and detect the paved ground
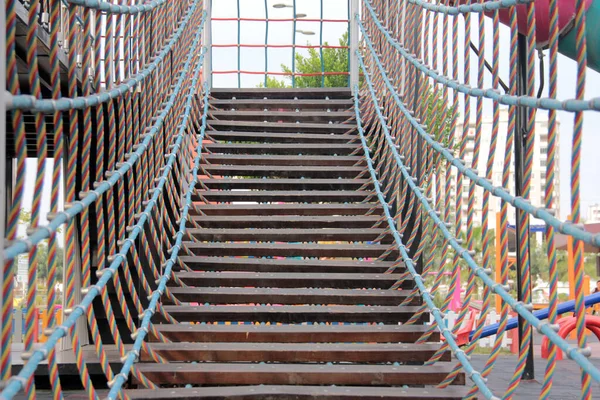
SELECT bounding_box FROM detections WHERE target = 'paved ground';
[470,354,600,399]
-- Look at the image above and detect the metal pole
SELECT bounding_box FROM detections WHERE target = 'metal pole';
[515,32,535,380]
[349,0,359,93]
[203,0,212,88]
[0,0,7,365]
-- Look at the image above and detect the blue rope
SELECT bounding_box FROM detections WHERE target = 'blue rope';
[353,86,496,398]
[408,0,533,15]
[264,0,268,87]
[357,21,600,384]
[320,0,324,87]
[237,0,241,88]
[292,0,297,88]
[363,0,600,113]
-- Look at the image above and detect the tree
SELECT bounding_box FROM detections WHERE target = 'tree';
[17,210,64,285]
[260,32,351,88]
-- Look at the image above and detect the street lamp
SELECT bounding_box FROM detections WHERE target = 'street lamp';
[296,29,315,35]
[273,4,306,18]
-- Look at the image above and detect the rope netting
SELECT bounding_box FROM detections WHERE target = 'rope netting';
[357,0,600,397]
[2,0,209,397]
[210,0,351,88]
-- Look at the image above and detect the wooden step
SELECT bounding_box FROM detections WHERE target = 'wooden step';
[149,323,440,343]
[204,143,360,155]
[126,385,469,399]
[142,342,448,362]
[199,178,371,190]
[133,363,463,386]
[173,272,408,289]
[192,190,373,203]
[176,257,399,273]
[210,98,353,111]
[202,154,364,166]
[209,87,352,100]
[190,203,381,216]
[209,110,354,123]
[188,215,380,228]
[181,243,398,258]
[208,120,354,134]
[200,164,365,178]
[168,287,414,305]
[206,131,359,143]
[186,228,390,242]
[158,305,424,324]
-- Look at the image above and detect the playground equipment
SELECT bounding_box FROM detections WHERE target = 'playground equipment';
[541,315,600,361]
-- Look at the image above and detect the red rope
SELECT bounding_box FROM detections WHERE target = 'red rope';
[212,70,350,76]
[212,17,348,23]
[212,44,348,49]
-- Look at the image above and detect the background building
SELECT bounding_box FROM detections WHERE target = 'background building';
[441,108,560,233]
[588,204,600,223]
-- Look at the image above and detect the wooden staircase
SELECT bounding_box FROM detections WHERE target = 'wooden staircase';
[126,88,467,399]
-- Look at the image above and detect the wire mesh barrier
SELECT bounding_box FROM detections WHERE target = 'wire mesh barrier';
[358,0,600,397]
[2,0,600,398]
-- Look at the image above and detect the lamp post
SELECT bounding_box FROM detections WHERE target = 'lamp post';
[272,2,310,86]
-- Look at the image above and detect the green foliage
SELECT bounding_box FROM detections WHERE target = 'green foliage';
[17,210,64,285]
[257,76,290,89]
[261,32,351,88]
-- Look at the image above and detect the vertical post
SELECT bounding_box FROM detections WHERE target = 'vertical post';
[0,0,6,369]
[400,0,406,96]
[495,212,502,313]
[292,0,297,88]
[202,0,212,88]
[349,0,359,93]
[515,32,535,380]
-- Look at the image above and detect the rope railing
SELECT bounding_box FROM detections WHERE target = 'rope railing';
[359,0,600,397]
[1,0,207,397]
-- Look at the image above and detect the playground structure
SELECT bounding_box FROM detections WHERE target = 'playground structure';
[2,0,600,398]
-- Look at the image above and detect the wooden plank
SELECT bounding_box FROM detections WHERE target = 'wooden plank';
[208,120,354,133]
[142,342,448,363]
[203,143,360,155]
[190,203,380,216]
[181,242,399,258]
[205,131,359,143]
[199,178,371,190]
[149,323,440,343]
[133,363,463,386]
[192,190,373,203]
[126,385,469,400]
[188,215,380,228]
[174,271,408,289]
[159,305,423,324]
[209,110,354,122]
[167,287,415,305]
[200,164,365,178]
[176,257,399,273]
[202,154,364,166]
[210,98,353,110]
[186,228,390,242]
[209,87,352,100]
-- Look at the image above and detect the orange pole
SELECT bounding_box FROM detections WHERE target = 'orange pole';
[495,212,502,313]
[567,214,577,337]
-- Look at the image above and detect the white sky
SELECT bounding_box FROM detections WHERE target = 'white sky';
[15,0,600,227]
